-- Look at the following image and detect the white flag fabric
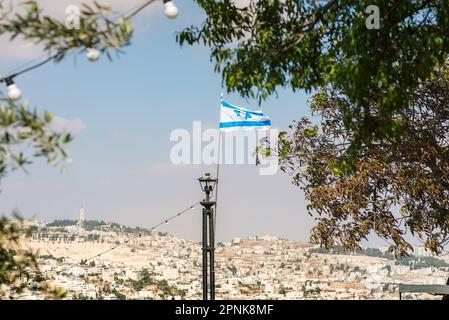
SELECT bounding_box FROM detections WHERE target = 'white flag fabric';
[219,100,271,131]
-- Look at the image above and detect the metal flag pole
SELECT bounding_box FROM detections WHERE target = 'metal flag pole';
[215,94,223,207]
[211,94,223,300]
[198,96,223,300]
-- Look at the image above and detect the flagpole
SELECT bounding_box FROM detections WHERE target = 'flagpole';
[214,95,222,230]
[215,131,222,207]
[215,94,223,208]
[208,94,223,300]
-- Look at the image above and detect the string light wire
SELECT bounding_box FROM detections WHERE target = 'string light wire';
[0,0,159,83]
[82,201,200,263]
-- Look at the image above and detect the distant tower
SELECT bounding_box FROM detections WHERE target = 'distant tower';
[78,206,85,234]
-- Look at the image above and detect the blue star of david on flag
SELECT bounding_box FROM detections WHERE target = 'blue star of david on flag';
[233,110,253,120]
[219,100,271,131]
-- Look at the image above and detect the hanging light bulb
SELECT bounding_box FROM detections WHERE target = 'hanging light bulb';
[165,221,169,225]
[86,48,100,62]
[5,78,22,101]
[163,0,179,19]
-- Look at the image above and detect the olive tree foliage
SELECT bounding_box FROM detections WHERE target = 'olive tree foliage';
[0,0,141,180]
[0,97,72,181]
[0,214,38,298]
[0,0,138,298]
[260,67,449,257]
[0,213,67,299]
[0,0,134,60]
[177,0,449,149]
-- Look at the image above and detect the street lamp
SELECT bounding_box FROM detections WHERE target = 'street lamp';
[198,172,217,300]
[198,172,217,195]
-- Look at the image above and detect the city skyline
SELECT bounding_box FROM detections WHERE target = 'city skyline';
[11,220,449,300]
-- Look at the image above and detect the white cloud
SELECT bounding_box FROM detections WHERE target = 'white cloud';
[51,116,87,134]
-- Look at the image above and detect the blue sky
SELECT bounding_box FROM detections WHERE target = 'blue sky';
[0,0,393,246]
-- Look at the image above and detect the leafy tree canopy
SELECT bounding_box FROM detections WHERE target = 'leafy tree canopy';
[0,214,38,298]
[263,65,449,256]
[0,0,133,61]
[178,0,449,147]
[0,97,72,182]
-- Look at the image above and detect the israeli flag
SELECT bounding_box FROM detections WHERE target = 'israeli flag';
[220,100,271,131]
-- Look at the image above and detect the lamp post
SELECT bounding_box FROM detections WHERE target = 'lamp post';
[198,172,217,300]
